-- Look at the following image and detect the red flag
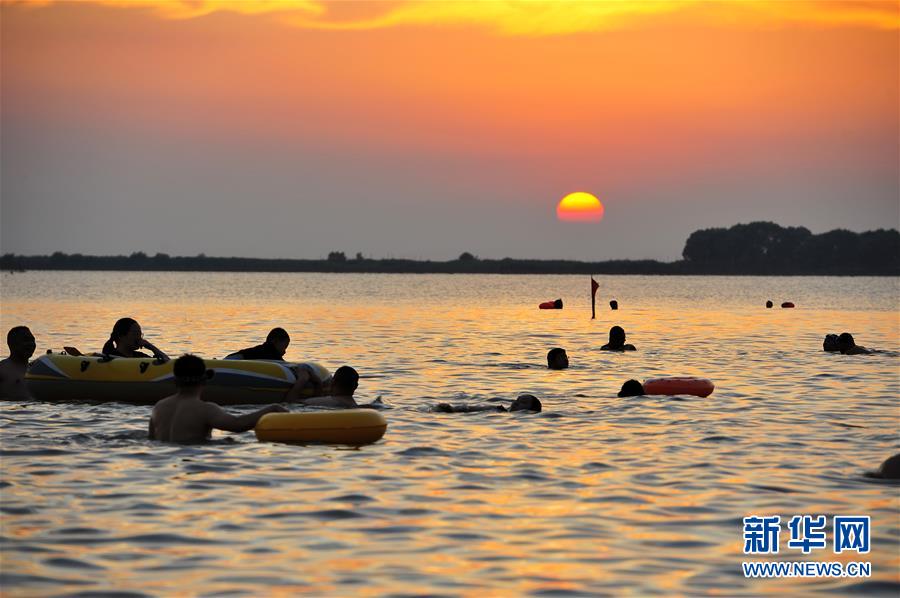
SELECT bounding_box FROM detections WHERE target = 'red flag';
[591,276,599,319]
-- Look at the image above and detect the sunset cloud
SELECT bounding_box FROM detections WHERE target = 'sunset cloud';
[11,0,323,20]
[3,0,896,261]
[286,1,900,35]
[15,0,900,34]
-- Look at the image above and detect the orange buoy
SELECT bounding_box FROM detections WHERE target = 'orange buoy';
[643,377,715,398]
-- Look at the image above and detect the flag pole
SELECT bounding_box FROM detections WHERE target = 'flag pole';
[591,276,598,320]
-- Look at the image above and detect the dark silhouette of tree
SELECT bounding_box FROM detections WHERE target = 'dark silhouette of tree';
[2,223,896,275]
[683,222,812,274]
[680,221,897,274]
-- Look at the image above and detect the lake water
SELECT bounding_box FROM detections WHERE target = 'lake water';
[1,271,898,596]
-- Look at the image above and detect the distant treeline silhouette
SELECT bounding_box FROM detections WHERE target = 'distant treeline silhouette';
[681,222,899,275]
[3,222,898,275]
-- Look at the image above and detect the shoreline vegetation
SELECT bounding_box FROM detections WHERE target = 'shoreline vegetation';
[3,222,898,276]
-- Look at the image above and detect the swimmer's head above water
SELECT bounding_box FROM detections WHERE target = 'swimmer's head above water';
[837,332,855,351]
[823,334,840,352]
[510,394,542,412]
[547,347,569,370]
[331,366,359,396]
[617,379,645,397]
[866,453,900,480]
[602,326,635,351]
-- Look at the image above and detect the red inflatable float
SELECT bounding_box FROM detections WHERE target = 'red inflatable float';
[539,299,563,310]
[643,377,715,398]
[781,302,795,308]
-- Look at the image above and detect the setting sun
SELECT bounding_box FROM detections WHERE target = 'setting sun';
[556,192,604,222]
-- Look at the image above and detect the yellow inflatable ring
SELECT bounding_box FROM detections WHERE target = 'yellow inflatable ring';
[255,409,387,445]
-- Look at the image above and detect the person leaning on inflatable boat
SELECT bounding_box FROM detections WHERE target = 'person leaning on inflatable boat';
[103,318,169,361]
[295,366,361,409]
[225,327,290,361]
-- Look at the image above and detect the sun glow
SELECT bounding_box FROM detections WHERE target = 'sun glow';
[557,192,604,222]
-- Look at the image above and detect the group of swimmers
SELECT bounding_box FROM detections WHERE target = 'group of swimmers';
[547,327,651,397]
[147,354,365,443]
[544,326,636,372]
[0,320,365,441]
[0,319,891,458]
[0,318,549,441]
[823,332,873,355]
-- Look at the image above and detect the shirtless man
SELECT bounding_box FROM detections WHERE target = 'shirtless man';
[149,354,287,443]
[297,366,360,409]
[0,326,36,399]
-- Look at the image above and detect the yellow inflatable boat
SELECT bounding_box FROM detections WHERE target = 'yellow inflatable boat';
[25,353,330,405]
[255,409,387,445]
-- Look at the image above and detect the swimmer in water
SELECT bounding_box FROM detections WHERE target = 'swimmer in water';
[433,394,542,413]
[295,365,359,409]
[601,326,636,351]
[0,326,37,400]
[547,347,569,370]
[837,332,873,355]
[866,454,900,480]
[149,354,287,443]
[617,379,645,397]
[823,334,840,352]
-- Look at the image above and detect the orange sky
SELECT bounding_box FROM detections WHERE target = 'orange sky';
[2,0,898,259]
